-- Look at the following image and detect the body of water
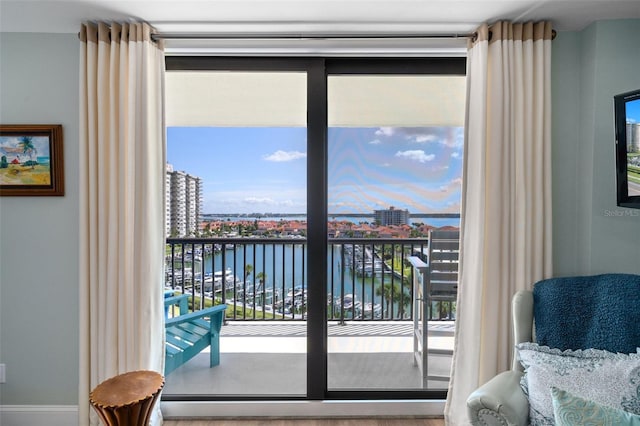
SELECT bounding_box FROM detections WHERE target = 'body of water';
[175,242,418,319]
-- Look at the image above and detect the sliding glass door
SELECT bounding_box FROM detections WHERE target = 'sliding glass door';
[162,57,465,401]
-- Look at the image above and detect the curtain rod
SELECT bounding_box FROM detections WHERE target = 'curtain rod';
[151,32,476,41]
[78,29,557,43]
[151,30,556,43]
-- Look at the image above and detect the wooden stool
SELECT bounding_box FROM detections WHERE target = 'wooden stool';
[89,370,164,426]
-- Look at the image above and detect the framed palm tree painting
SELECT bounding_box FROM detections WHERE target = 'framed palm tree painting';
[0,124,64,196]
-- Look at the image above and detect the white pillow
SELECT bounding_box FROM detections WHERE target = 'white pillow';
[516,342,640,426]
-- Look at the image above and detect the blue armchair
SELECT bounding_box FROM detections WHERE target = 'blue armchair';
[466,273,640,425]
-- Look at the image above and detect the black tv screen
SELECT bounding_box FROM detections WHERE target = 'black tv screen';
[614,89,640,209]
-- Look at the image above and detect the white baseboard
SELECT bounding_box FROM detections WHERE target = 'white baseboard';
[0,405,78,426]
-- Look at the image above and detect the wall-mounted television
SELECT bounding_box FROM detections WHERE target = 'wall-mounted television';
[614,89,640,209]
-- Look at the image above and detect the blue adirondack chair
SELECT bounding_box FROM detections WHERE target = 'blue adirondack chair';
[164,294,227,375]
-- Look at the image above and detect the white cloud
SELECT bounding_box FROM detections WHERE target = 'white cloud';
[263,150,307,162]
[439,177,463,192]
[452,128,465,148]
[399,127,464,147]
[211,196,304,213]
[369,139,382,145]
[451,152,461,159]
[394,150,435,163]
[375,127,395,137]
[413,134,438,143]
[244,197,276,205]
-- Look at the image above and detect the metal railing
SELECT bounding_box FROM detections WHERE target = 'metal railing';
[165,237,456,322]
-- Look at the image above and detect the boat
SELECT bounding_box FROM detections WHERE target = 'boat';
[236,282,277,306]
[335,293,359,310]
[280,286,307,315]
[285,286,307,305]
[203,267,240,292]
[333,294,373,318]
[363,302,383,319]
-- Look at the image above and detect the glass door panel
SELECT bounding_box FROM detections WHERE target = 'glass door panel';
[326,74,465,391]
[163,70,308,397]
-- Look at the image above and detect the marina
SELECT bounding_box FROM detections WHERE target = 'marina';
[165,239,434,321]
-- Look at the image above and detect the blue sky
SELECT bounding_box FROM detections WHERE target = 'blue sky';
[167,126,463,215]
[627,98,640,123]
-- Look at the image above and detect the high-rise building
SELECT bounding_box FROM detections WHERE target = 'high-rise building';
[627,120,640,153]
[166,163,203,237]
[374,206,409,226]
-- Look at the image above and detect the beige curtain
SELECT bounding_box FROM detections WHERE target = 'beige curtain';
[79,22,166,426]
[445,21,554,425]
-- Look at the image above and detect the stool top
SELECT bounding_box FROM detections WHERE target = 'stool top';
[90,370,164,408]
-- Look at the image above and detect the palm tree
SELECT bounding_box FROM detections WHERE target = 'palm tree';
[254,271,268,307]
[244,264,253,281]
[375,280,411,319]
[18,136,37,168]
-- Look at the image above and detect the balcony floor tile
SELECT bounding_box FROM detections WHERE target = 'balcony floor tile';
[164,321,453,396]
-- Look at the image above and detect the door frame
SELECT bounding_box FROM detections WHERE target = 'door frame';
[164,56,466,402]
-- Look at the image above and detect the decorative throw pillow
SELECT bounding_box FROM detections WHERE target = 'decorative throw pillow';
[516,342,640,426]
[551,387,640,426]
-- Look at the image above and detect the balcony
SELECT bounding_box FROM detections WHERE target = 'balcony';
[163,236,457,397]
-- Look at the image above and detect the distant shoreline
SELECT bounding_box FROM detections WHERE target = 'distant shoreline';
[202,213,461,219]
[200,213,461,229]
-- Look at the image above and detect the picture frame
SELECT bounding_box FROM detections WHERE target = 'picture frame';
[0,124,64,196]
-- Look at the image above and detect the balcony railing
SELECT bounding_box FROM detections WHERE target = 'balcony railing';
[165,237,456,322]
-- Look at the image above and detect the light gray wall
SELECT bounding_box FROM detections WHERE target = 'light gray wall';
[551,30,584,275]
[552,19,640,276]
[587,20,640,273]
[0,33,79,405]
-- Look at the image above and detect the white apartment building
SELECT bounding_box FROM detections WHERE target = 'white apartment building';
[627,120,640,153]
[166,163,203,237]
[374,206,410,226]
